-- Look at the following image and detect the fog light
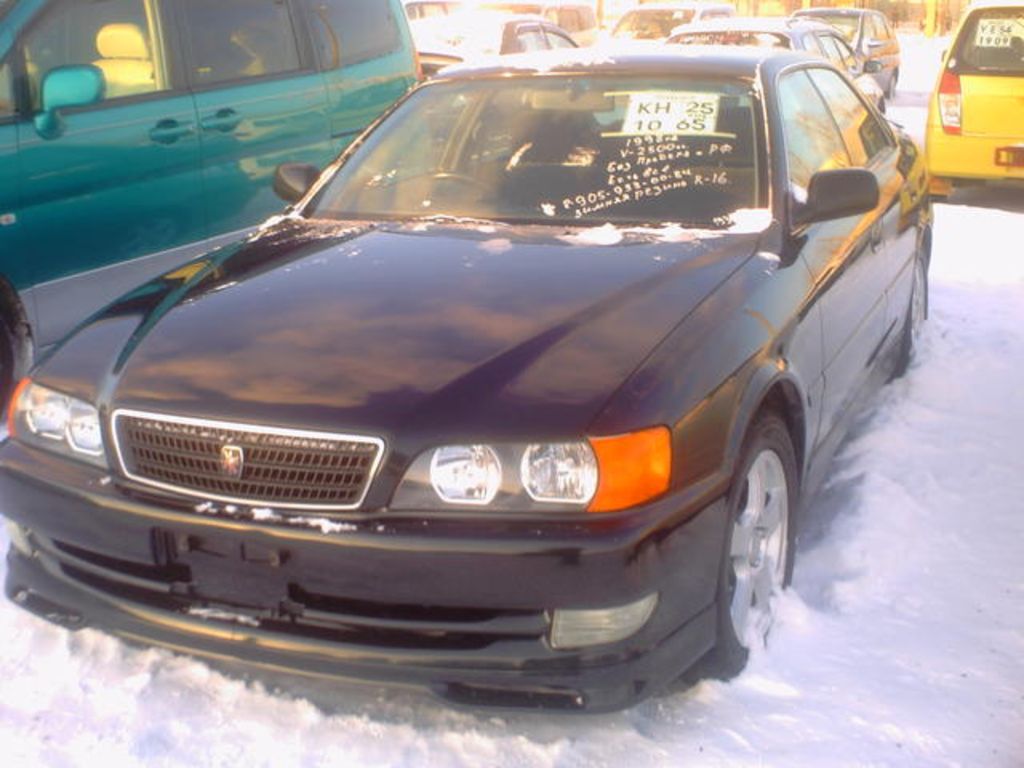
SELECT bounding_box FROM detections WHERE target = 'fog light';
[5,520,34,557]
[549,593,659,650]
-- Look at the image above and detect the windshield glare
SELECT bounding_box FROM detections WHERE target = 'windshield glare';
[310,76,760,228]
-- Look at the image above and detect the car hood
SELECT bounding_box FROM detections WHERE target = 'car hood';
[47,217,764,442]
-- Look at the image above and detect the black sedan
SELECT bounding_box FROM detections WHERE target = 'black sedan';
[1,49,931,712]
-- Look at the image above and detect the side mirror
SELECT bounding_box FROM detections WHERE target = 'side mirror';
[795,168,879,226]
[273,163,321,204]
[34,65,105,139]
[863,59,883,74]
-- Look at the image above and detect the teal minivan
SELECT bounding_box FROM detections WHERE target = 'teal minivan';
[0,0,418,403]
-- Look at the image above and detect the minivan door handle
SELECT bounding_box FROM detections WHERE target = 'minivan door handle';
[201,109,242,133]
[149,119,195,145]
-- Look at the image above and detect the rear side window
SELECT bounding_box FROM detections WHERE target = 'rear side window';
[303,0,402,69]
[180,0,301,86]
[778,70,850,195]
[953,9,1024,74]
[818,34,856,70]
[21,0,171,109]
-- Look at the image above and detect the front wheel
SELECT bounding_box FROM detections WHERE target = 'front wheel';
[703,412,798,679]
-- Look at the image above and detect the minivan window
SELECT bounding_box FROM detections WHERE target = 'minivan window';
[954,9,1024,74]
[179,0,302,86]
[22,0,169,109]
[303,0,402,69]
[0,59,13,117]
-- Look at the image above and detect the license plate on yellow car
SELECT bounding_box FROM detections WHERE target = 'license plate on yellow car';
[995,147,1024,168]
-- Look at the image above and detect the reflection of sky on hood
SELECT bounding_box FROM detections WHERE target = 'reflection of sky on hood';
[112,226,748,432]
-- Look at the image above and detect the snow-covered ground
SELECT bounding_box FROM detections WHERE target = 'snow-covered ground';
[2,36,1022,768]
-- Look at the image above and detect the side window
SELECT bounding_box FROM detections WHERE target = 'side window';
[876,15,893,40]
[777,70,850,196]
[21,0,170,110]
[180,0,301,86]
[0,59,13,117]
[867,15,886,42]
[807,67,892,165]
[545,29,576,49]
[303,0,402,70]
[512,25,548,53]
[832,36,858,69]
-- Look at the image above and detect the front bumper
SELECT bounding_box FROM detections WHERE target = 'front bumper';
[0,442,727,712]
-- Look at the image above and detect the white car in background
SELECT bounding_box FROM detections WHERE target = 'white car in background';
[610,2,735,42]
[408,11,577,76]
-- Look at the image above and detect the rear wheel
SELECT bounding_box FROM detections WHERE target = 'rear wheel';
[886,68,899,99]
[894,253,928,377]
[703,412,798,679]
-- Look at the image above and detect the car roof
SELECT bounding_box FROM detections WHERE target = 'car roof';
[963,0,1024,8]
[435,45,811,80]
[794,7,872,17]
[623,2,731,11]
[677,16,832,33]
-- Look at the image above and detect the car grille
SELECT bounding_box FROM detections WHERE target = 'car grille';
[112,411,384,510]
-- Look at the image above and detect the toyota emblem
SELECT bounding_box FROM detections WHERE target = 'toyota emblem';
[219,444,245,479]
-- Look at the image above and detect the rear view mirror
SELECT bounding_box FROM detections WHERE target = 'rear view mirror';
[273,163,321,204]
[863,59,883,74]
[795,169,879,226]
[34,65,105,139]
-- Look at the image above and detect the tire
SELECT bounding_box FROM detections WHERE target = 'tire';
[702,411,799,679]
[893,252,928,378]
[0,314,15,411]
[886,68,899,100]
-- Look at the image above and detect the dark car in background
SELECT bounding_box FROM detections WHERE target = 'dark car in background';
[0,0,418,408]
[668,17,887,111]
[1,47,930,712]
[792,7,901,96]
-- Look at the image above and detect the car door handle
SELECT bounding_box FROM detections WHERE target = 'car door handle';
[201,109,242,133]
[149,119,195,145]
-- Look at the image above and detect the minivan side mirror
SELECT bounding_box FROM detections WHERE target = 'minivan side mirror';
[795,169,879,227]
[34,65,105,139]
[273,163,321,204]
[863,59,883,74]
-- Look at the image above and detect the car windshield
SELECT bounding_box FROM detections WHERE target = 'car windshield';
[955,9,1024,73]
[613,10,696,39]
[812,14,859,43]
[671,30,790,48]
[308,75,761,228]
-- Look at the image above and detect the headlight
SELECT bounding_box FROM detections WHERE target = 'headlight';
[520,443,597,504]
[8,380,108,467]
[430,444,502,505]
[392,429,670,513]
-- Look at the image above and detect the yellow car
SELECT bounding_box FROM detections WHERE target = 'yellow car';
[926,0,1024,195]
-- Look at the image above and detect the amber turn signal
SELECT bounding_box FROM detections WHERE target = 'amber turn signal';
[6,377,30,438]
[587,426,672,513]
